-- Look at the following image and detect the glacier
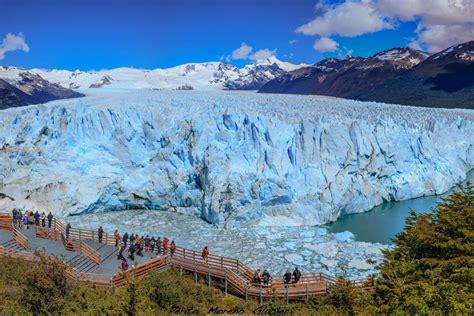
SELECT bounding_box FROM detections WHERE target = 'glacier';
[0,90,473,228]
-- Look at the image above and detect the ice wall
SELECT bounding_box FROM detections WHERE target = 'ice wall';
[0,90,473,227]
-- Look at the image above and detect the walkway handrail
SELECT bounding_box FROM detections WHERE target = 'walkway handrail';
[0,213,13,231]
[36,226,61,240]
[80,241,101,264]
[13,227,28,249]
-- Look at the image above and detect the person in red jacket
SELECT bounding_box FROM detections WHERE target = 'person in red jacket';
[114,230,120,247]
[202,246,209,263]
[163,238,169,255]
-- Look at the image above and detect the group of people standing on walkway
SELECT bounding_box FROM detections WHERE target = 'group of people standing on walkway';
[11,208,54,229]
[115,231,177,262]
[252,267,301,286]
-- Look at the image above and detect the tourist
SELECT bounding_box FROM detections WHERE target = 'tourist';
[114,229,120,247]
[40,212,46,227]
[129,234,135,246]
[136,236,143,257]
[23,212,29,229]
[144,235,150,252]
[262,269,271,286]
[252,269,262,284]
[98,226,104,243]
[117,244,125,260]
[11,208,18,225]
[156,237,162,255]
[122,232,128,247]
[293,267,301,283]
[163,238,169,255]
[28,211,34,226]
[128,243,136,261]
[201,246,209,263]
[121,258,129,271]
[150,236,156,253]
[65,223,71,239]
[34,211,40,226]
[284,270,292,284]
[170,240,176,255]
[47,212,53,228]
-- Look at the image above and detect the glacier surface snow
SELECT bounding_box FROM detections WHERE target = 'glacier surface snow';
[0,90,473,228]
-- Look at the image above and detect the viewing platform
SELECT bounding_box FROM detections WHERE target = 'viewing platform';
[0,212,375,301]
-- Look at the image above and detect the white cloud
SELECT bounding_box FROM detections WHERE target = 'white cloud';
[250,48,276,61]
[297,0,474,54]
[410,23,474,52]
[296,1,392,37]
[0,33,30,60]
[288,39,298,45]
[230,42,253,60]
[313,37,339,52]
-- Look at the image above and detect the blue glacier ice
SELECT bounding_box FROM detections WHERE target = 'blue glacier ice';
[0,90,473,228]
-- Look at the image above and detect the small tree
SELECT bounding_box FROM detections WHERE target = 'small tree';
[23,252,71,314]
[376,183,474,314]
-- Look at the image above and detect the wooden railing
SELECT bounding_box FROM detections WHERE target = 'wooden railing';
[60,232,101,264]
[80,241,101,265]
[13,227,28,249]
[36,226,61,240]
[53,219,116,246]
[0,213,13,231]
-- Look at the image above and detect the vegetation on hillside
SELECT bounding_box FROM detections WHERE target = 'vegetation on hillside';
[0,184,472,315]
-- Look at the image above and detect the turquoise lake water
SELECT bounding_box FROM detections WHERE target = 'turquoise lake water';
[326,169,474,244]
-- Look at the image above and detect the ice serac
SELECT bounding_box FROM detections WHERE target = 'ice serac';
[0,90,473,228]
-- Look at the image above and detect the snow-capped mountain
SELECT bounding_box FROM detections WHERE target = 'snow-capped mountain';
[355,41,474,108]
[0,66,84,109]
[259,41,474,109]
[259,47,429,97]
[4,57,305,92]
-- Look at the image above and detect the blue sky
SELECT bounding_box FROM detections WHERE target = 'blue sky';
[1,0,471,70]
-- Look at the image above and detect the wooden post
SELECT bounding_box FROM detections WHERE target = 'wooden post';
[224,272,228,296]
[194,265,197,284]
[306,285,308,302]
[245,286,248,302]
[180,263,182,276]
[208,268,211,288]
[286,285,289,302]
[260,289,263,304]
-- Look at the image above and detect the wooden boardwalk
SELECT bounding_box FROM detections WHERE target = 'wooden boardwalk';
[0,212,375,301]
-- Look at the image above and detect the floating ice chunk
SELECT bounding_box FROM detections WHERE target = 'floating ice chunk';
[316,228,328,236]
[335,231,354,242]
[321,258,338,268]
[304,241,338,257]
[285,253,306,266]
[348,259,372,270]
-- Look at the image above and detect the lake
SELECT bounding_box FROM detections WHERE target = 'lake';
[326,169,474,244]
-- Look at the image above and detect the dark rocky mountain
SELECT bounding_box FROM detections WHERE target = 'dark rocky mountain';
[353,41,474,109]
[260,42,474,109]
[0,79,36,110]
[259,48,429,97]
[89,75,113,88]
[0,68,84,110]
